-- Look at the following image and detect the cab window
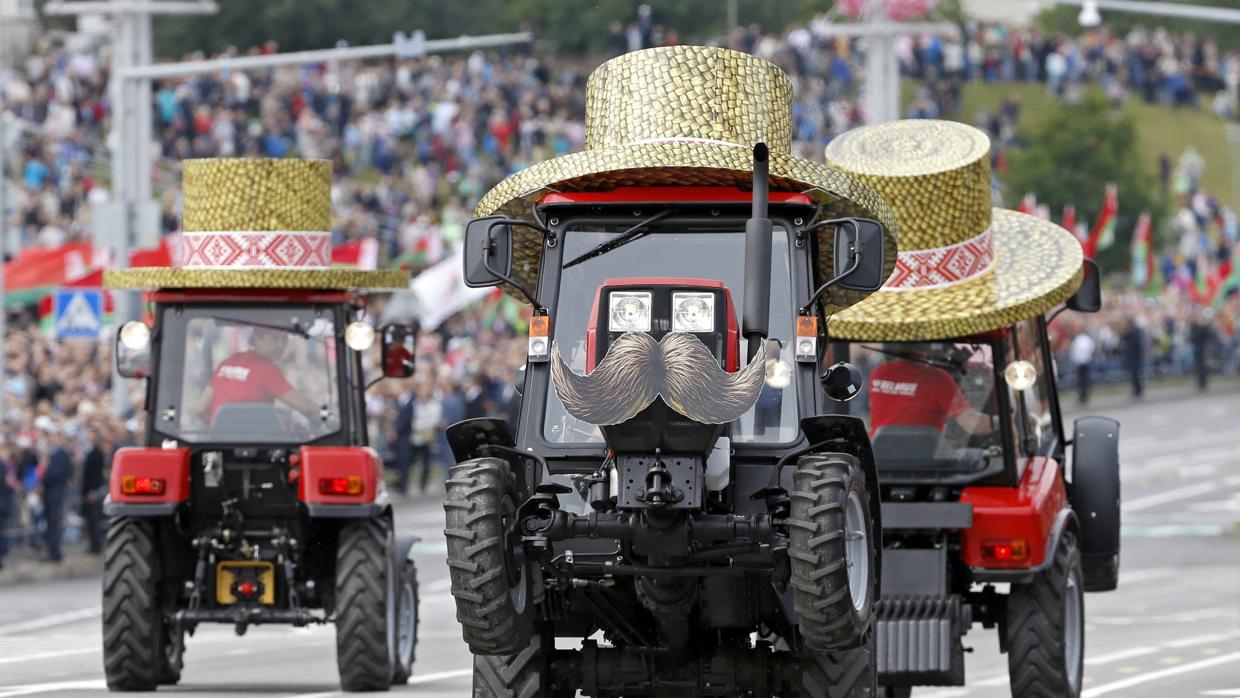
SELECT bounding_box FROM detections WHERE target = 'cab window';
[1010,320,1059,457]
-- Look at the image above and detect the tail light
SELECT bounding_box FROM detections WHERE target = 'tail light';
[981,539,1029,562]
[318,476,363,496]
[120,476,166,496]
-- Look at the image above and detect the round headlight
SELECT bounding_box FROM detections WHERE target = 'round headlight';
[345,321,376,351]
[1004,360,1038,391]
[764,359,792,389]
[119,321,151,351]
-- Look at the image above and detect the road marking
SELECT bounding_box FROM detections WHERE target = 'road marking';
[408,668,473,684]
[1087,646,1159,666]
[1202,690,1240,695]
[0,647,97,666]
[1124,475,1240,512]
[1090,607,1236,625]
[1081,651,1240,697]
[0,679,107,697]
[0,607,101,635]
[1165,631,1240,649]
[1122,523,1227,537]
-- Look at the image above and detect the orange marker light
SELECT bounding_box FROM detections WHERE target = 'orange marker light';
[528,314,553,362]
[795,315,818,363]
[318,476,364,496]
[121,475,166,496]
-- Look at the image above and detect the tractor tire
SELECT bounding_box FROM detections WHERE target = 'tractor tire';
[473,634,567,698]
[102,518,171,692]
[788,453,876,651]
[1006,530,1085,698]
[389,554,419,685]
[444,457,532,655]
[159,624,184,686]
[336,517,395,692]
[794,631,879,697]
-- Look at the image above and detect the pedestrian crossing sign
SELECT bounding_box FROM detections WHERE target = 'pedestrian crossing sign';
[54,288,104,340]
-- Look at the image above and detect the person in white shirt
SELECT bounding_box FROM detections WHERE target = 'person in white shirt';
[1068,330,1096,405]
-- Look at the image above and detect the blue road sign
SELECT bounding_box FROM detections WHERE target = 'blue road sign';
[54,288,103,340]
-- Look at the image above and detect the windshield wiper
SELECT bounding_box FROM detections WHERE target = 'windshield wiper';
[207,316,312,338]
[563,210,674,269]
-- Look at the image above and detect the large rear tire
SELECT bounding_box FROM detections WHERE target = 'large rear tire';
[389,554,419,685]
[102,518,170,691]
[336,517,395,692]
[444,457,532,655]
[794,631,879,697]
[1006,529,1085,698]
[473,634,567,697]
[788,453,875,651]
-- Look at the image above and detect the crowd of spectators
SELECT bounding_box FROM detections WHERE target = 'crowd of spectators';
[2,10,1240,568]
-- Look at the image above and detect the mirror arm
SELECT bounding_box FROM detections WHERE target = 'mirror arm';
[484,219,547,313]
[1046,305,1070,325]
[800,250,861,316]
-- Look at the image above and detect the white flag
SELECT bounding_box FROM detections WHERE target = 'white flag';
[409,250,491,329]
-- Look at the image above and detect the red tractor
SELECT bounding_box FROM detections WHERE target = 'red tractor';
[821,121,1122,698]
[101,158,421,692]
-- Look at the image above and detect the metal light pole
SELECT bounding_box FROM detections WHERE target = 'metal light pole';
[0,112,10,424]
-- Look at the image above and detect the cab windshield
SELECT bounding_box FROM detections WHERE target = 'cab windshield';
[847,341,1004,473]
[154,305,342,444]
[546,223,799,445]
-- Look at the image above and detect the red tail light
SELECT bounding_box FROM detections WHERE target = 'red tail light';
[318,476,363,496]
[981,539,1029,562]
[120,475,166,496]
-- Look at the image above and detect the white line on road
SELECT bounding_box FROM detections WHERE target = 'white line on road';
[1089,607,1236,625]
[0,679,106,697]
[0,607,101,636]
[1081,651,1240,697]
[1124,475,1240,512]
[0,647,97,666]
[1086,645,1159,666]
[282,668,472,698]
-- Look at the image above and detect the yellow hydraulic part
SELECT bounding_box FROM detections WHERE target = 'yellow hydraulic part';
[215,561,276,605]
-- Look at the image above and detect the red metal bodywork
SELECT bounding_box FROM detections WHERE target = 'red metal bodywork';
[959,457,1067,570]
[150,289,353,304]
[585,278,740,373]
[297,446,383,505]
[540,187,814,207]
[109,447,192,505]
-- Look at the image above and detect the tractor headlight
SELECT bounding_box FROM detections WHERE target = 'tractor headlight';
[764,359,792,389]
[1004,360,1037,391]
[119,321,151,351]
[671,292,715,333]
[609,291,652,332]
[345,321,376,351]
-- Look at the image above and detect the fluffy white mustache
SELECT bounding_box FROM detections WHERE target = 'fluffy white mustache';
[551,332,767,426]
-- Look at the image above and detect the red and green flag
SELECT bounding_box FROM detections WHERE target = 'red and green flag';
[1129,212,1153,289]
[1083,184,1118,259]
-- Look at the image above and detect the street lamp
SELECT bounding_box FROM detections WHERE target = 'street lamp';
[1079,0,1102,26]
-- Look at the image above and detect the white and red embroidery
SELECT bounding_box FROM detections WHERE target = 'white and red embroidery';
[884,228,995,291]
[181,231,332,269]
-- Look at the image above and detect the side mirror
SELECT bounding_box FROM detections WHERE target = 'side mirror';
[822,361,864,402]
[116,321,151,379]
[380,323,415,378]
[833,218,886,293]
[1066,259,1102,313]
[463,216,513,288]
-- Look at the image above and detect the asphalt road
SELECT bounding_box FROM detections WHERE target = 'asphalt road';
[1,390,1237,697]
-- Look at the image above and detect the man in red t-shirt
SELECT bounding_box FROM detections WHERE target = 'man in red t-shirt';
[193,327,320,424]
[867,345,992,437]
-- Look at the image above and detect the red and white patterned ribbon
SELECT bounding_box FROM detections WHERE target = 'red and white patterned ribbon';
[181,231,332,269]
[884,228,995,291]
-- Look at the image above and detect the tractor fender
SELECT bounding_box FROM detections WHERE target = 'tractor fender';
[799,414,883,593]
[445,418,530,493]
[1070,415,1121,591]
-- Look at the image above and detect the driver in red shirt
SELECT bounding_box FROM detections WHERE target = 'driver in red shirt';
[193,327,321,424]
[867,344,992,437]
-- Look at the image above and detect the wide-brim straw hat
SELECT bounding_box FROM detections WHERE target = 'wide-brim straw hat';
[105,158,408,290]
[474,45,900,314]
[822,120,1083,341]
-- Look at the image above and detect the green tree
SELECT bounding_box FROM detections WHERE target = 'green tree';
[1005,92,1163,272]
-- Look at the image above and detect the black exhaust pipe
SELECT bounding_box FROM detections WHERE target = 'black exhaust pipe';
[743,143,772,361]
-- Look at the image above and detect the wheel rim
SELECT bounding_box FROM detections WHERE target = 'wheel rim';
[1065,570,1083,689]
[844,490,870,613]
[397,578,415,665]
[501,495,528,615]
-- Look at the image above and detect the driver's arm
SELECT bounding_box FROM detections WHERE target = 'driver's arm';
[945,381,992,435]
[192,386,214,424]
[277,388,321,419]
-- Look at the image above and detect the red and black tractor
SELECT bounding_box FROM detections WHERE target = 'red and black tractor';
[831,266,1121,698]
[102,286,420,691]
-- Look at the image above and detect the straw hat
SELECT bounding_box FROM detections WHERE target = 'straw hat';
[474,45,900,314]
[105,158,408,290]
[823,120,1084,341]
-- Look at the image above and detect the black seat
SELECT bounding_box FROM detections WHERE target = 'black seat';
[210,402,286,439]
[871,425,986,472]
